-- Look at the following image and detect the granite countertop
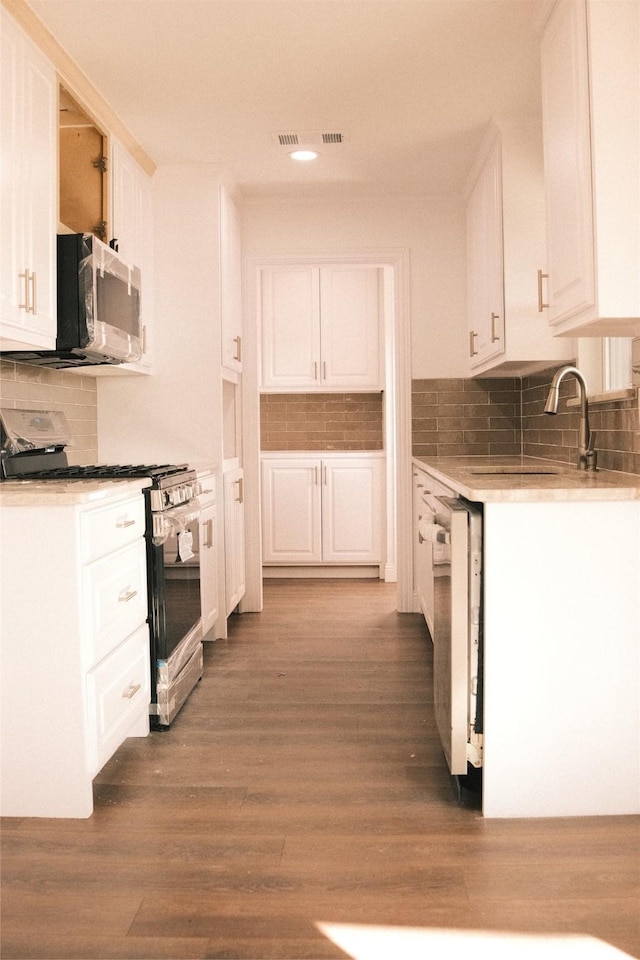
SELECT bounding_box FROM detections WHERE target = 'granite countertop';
[413,456,640,503]
[0,477,152,507]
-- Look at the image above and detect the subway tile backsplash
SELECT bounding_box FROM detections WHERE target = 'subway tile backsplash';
[412,378,521,458]
[1,361,636,474]
[413,372,639,474]
[0,360,98,465]
[261,393,384,451]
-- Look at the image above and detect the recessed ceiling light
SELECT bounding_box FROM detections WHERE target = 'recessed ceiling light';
[288,149,319,162]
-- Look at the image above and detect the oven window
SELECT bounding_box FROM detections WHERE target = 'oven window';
[162,515,202,657]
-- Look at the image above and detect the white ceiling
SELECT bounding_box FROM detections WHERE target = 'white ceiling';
[29,0,544,199]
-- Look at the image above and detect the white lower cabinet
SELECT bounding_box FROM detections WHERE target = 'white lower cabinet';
[0,486,150,818]
[223,466,246,615]
[197,474,219,637]
[261,453,384,567]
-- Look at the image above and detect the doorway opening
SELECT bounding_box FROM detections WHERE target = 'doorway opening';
[242,249,412,614]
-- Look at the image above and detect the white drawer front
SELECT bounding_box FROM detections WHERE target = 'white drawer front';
[82,496,146,563]
[84,541,148,666]
[86,623,150,775]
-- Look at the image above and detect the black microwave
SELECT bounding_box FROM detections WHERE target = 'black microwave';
[2,234,143,369]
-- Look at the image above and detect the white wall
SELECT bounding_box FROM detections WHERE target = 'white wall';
[97,164,223,465]
[241,195,468,379]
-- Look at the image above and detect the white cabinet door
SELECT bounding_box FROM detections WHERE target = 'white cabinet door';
[0,9,56,350]
[220,185,243,372]
[199,500,219,636]
[111,140,153,368]
[261,454,384,565]
[466,136,504,368]
[540,0,640,336]
[322,458,384,563]
[261,458,322,563]
[223,467,246,615]
[260,266,320,389]
[259,264,382,391]
[541,0,595,327]
[319,267,382,389]
[465,121,575,376]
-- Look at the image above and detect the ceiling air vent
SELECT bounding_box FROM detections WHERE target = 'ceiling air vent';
[277,133,299,146]
[271,131,346,147]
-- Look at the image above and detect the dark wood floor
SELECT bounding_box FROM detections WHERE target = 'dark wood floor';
[2,579,639,960]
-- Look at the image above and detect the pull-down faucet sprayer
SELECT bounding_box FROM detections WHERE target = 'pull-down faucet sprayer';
[544,365,597,471]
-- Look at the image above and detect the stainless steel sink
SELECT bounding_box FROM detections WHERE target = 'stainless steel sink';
[469,466,563,475]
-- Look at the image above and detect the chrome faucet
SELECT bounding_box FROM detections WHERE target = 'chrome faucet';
[544,365,597,471]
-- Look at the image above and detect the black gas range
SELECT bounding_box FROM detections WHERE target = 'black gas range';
[0,409,204,729]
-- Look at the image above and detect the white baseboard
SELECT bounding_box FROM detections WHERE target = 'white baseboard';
[263,565,383,579]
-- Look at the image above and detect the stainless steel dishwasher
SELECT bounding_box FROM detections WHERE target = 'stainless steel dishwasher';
[430,495,483,777]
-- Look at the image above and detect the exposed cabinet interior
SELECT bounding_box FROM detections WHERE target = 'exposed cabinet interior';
[58,85,108,239]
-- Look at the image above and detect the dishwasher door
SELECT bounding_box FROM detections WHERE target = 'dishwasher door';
[432,496,482,776]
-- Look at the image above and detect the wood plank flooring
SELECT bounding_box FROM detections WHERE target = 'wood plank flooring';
[2,579,639,959]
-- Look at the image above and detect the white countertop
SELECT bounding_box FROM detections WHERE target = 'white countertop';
[0,477,151,506]
[413,456,640,503]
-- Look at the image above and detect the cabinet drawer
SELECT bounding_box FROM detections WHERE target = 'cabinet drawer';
[86,623,150,775]
[81,495,146,563]
[83,540,148,666]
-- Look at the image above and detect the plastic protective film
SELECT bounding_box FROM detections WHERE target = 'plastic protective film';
[0,409,72,454]
[80,234,143,363]
[152,503,200,546]
[156,632,203,725]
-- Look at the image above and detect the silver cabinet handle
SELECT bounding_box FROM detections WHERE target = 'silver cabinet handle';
[235,477,244,503]
[203,517,214,548]
[29,271,37,315]
[122,682,141,700]
[490,312,500,342]
[314,465,319,485]
[118,588,138,603]
[537,269,549,311]
[469,330,478,357]
[323,361,327,380]
[313,361,319,380]
[18,269,30,311]
[116,518,136,528]
[233,335,242,362]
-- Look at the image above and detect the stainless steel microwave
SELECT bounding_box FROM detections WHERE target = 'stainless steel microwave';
[1,234,142,369]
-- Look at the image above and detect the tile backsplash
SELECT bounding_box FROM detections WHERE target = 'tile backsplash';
[412,378,521,458]
[413,372,639,474]
[261,393,384,451]
[0,360,98,464]
[2,360,637,474]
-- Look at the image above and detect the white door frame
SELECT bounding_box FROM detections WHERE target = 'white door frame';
[241,248,413,613]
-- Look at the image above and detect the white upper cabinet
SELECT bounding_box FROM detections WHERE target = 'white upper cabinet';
[220,185,243,373]
[540,0,640,337]
[0,8,57,351]
[260,264,382,391]
[111,139,153,368]
[465,121,574,376]
[466,132,504,370]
